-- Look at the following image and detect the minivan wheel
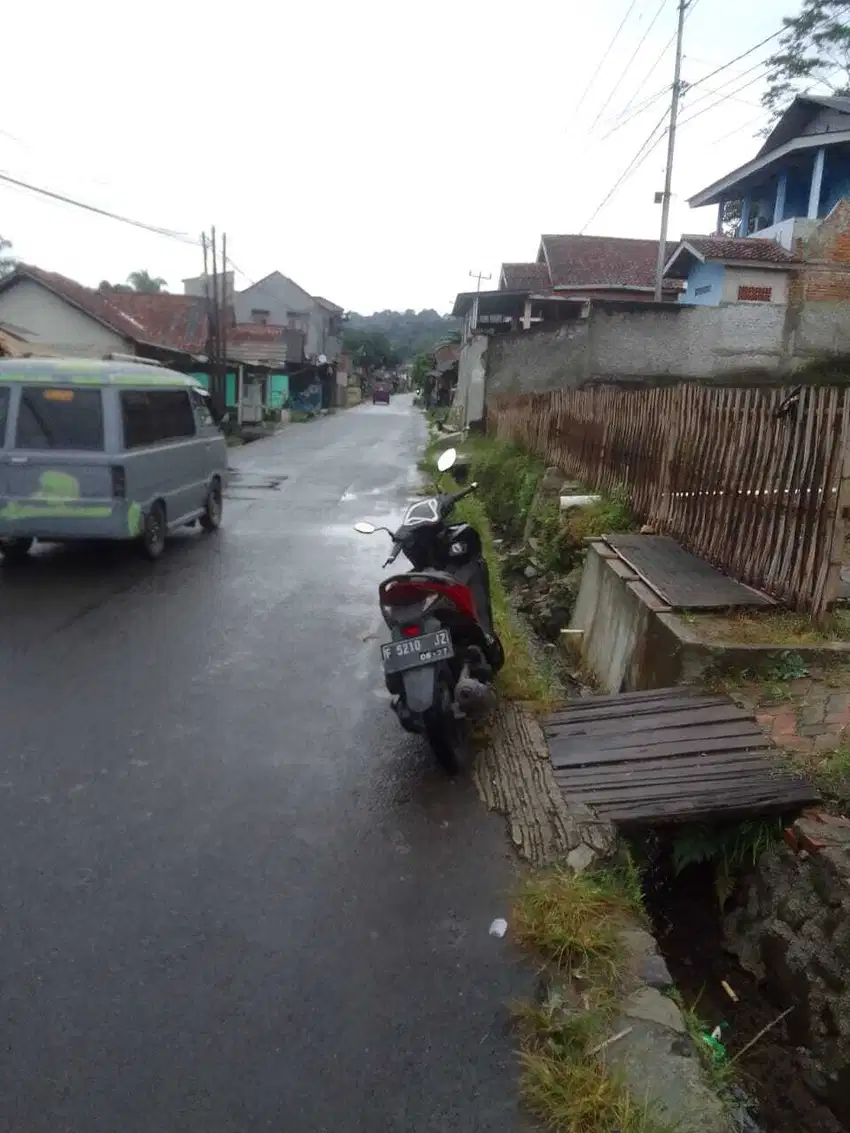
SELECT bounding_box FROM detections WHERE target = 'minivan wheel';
[0,537,34,564]
[141,503,167,560]
[200,481,223,532]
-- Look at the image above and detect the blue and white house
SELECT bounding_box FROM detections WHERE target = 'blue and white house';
[689,95,850,250]
[663,236,798,307]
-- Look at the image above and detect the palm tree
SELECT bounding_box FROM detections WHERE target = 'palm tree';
[127,270,167,293]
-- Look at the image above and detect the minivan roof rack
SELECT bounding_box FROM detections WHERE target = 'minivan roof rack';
[102,353,167,367]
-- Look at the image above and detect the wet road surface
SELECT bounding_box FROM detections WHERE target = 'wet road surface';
[0,397,530,1133]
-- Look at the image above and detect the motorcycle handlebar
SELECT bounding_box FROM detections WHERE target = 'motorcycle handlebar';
[446,481,478,510]
[383,541,403,568]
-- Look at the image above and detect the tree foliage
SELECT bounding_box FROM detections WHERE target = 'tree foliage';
[341,327,400,372]
[720,200,742,237]
[0,235,17,279]
[98,270,168,294]
[345,308,460,362]
[127,270,168,293]
[762,0,850,124]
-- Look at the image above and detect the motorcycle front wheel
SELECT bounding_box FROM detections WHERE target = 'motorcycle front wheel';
[423,676,466,775]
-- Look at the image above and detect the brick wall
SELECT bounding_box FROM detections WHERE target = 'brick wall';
[797,198,850,302]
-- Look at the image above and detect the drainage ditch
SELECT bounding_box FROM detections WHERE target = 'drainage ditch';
[638,829,847,1133]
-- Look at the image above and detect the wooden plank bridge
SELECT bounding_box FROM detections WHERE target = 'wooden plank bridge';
[543,688,819,828]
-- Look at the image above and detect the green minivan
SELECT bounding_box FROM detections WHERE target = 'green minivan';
[0,358,228,562]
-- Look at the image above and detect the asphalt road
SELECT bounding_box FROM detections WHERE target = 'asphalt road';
[0,396,530,1133]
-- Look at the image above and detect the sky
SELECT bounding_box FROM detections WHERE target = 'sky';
[2,0,798,315]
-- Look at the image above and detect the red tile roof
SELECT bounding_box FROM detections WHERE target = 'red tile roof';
[680,236,798,264]
[9,265,153,343]
[103,290,210,352]
[2,266,213,355]
[539,235,677,289]
[500,262,551,291]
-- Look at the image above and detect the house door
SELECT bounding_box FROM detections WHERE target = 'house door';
[242,380,265,424]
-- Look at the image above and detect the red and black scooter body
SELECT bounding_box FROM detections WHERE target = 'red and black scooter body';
[370,484,504,771]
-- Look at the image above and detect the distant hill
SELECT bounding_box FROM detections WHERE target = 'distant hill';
[345,309,460,361]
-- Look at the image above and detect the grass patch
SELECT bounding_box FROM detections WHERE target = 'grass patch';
[520,1045,679,1133]
[512,868,679,1133]
[462,435,544,541]
[454,492,555,707]
[512,866,643,983]
[813,743,850,808]
[690,608,850,646]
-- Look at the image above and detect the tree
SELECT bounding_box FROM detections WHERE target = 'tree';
[126,270,168,293]
[762,1,850,125]
[342,327,400,372]
[720,200,741,237]
[0,235,17,279]
[344,309,461,362]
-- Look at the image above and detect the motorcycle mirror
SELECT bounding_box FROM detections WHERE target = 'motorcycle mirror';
[354,522,377,535]
[436,448,457,473]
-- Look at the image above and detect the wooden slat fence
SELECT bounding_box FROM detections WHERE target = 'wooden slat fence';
[488,384,850,616]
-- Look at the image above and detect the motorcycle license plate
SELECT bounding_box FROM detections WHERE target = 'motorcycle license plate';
[381,630,454,674]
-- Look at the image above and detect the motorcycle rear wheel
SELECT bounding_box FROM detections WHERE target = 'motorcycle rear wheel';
[423,678,466,775]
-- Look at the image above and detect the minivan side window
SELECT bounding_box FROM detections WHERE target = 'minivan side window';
[189,388,215,429]
[16,386,105,451]
[0,387,8,446]
[121,389,197,449]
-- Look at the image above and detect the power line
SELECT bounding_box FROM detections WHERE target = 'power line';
[0,165,259,288]
[580,108,669,233]
[708,113,766,146]
[678,69,770,129]
[599,0,702,140]
[687,27,783,90]
[590,0,670,129]
[575,0,642,112]
[0,169,197,244]
[600,83,670,140]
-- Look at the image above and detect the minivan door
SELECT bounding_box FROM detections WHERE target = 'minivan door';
[0,385,10,513]
[4,385,114,525]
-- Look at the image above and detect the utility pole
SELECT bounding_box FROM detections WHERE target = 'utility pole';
[469,270,492,292]
[654,0,687,302]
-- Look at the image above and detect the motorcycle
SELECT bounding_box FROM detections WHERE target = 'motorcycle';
[354,447,505,773]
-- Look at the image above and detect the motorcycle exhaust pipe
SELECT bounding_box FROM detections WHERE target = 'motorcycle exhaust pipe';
[454,664,497,719]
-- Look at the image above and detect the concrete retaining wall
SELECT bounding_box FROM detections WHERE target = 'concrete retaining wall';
[484,299,850,398]
[569,542,670,693]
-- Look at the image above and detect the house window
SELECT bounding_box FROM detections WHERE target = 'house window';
[16,386,104,450]
[737,285,772,302]
[251,308,270,326]
[694,285,711,297]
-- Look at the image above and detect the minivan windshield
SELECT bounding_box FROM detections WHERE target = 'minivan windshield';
[15,386,105,451]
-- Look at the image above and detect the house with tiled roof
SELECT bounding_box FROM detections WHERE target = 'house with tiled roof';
[0,265,207,365]
[498,262,551,291]
[536,234,682,302]
[663,236,799,306]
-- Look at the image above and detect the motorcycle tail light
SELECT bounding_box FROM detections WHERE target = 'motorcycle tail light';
[401,625,422,637]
